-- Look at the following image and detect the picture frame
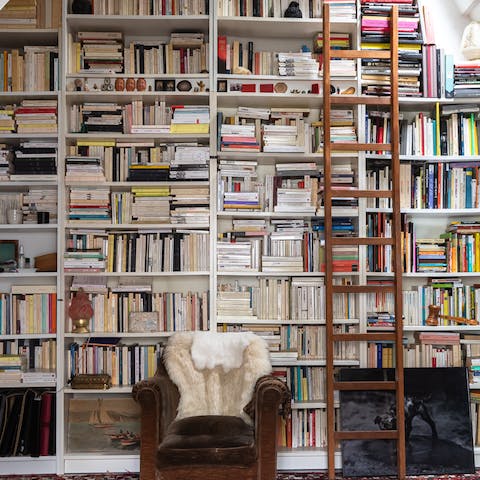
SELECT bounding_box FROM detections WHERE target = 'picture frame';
[339,367,475,477]
[154,79,165,91]
[217,80,227,92]
[0,240,18,265]
[67,397,141,453]
[165,80,175,92]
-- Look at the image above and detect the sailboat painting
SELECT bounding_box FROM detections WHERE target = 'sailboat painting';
[67,397,141,453]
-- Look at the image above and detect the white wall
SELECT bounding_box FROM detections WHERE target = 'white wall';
[422,0,470,61]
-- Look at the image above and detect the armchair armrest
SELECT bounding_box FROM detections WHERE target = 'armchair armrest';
[251,375,291,480]
[132,369,180,480]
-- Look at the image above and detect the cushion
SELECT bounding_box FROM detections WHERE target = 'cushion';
[157,415,256,467]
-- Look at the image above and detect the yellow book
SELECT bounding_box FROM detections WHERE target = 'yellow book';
[107,234,114,272]
[435,102,440,156]
[170,123,209,134]
[476,232,480,272]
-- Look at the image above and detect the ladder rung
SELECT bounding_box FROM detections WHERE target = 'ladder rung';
[331,237,394,246]
[332,285,395,294]
[333,380,397,391]
[331,189,392,198]
[330,96,392,105]
[332,332,396,342]
[330,50,391,60]
[330,143,392,152]
[335,430,399,441]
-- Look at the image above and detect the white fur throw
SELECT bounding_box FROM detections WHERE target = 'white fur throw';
[164,331,272,422]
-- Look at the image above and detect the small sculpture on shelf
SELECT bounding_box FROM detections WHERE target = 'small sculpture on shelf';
[284,1,302,18]
[71,0,93,14]
[68,288,94,333]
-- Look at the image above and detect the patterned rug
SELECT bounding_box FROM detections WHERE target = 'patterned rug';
[2,473,480,480]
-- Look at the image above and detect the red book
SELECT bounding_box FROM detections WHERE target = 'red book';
[241,84,256,92]
[39,392,53,456]
[260,84,274,93]
[218,36,227,74]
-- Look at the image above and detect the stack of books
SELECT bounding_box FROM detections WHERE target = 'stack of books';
[170,186,210,225]
[79,103,123,133]
[68,186,111,223]
[277,52,319,77]
[170,105,210,134]
[10,141,57,180]
[66,156,106,183]
[360,0,423,97]
[78,31,124,73]
[0,354,23,384]
[169,145,209,180]
[0,145,9,179]
[324,0,357,20]
[314,32,356,77]
[415,238,447,273]
[220,124,260,152]
[131,186,171,223]
[15,99,57,133]
[454,61,480,98]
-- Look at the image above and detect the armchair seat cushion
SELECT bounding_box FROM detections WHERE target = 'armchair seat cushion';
[157,415,256,467]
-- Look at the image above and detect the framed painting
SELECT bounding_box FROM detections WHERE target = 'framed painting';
[339,367,475,477]
[0,240,18,265]
[67,397,141,454]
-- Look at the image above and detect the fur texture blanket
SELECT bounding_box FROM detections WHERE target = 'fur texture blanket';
[164,332,272,422]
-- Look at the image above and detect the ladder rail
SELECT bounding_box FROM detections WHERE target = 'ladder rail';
[323,4,406,479]
[323,4,336,477]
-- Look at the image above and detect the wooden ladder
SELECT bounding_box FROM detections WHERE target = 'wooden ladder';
[322,4,406,479]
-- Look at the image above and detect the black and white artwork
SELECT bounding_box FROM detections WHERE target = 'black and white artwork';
[339,367,475,477]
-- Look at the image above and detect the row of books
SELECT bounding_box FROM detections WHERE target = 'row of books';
[0,339,56,372]
[274,366,326,403]
[0,47,59,92]
[217,0,356,18]
[217,277,356,321]
[217,230,359,273]
[280,324,359,360]
[65,229,210,273]
[65,289,209,334]
[68,31,207,75]
[69,103,209,134]
[278,408,328,449]
[87,0,208,15]
[367,104,480,157]
[0,288,56,335]
[403,332,462,368]
[67,341,163,386]
[0,0,60,29]
[67,142,209,182]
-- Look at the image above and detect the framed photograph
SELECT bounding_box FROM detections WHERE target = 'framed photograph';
[154,79,165,91]
[165,80,175,92]
[67,397,141,454]
[339,367,475,477]
[0,240,18,265]
[217,80,227,92]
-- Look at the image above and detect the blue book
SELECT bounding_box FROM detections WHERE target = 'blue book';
[444,53,454,98]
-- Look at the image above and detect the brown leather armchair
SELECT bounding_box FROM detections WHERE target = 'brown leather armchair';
[132,350,290,480]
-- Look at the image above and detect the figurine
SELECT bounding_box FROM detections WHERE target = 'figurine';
[71,0,92,14]
[74,78,83,91]
[136,78,147,91]
[114,78,125,91]
[284,1,302,18]
[126,77,136,91]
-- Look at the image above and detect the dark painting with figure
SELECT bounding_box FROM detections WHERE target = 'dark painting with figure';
[339,367,475,477]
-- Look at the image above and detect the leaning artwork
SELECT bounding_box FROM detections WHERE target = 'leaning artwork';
[339,367,475,477]
[67,397,141,453]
